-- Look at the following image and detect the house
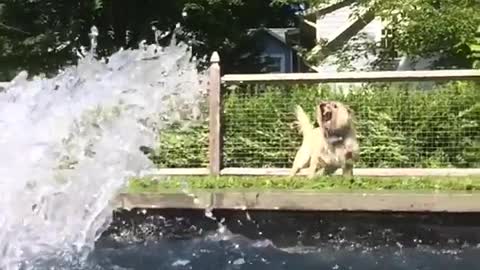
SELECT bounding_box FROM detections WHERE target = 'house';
[246,27,314,73]
[248,0,439,74]
[296,0,439,72]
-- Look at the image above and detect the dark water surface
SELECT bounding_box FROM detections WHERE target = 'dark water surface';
[82,209,480,270]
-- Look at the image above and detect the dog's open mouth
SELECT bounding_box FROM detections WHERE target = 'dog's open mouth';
[319,103,333,122]
[323,111,332,122]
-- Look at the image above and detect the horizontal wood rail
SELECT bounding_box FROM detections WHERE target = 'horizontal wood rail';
[140,168,480,177]
[221,69,480,84]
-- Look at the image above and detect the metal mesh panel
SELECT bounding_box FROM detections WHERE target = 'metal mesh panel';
[222,81,480,169]
[150,97,210,168]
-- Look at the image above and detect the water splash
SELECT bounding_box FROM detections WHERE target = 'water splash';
[0,28,206,269]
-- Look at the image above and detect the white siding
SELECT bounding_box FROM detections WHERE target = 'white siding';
[315,4,356,42]
[314,17,383,73]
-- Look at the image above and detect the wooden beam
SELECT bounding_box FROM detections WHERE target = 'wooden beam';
[326,10,375,51]
[139,168,209,176]
[303,0,356,17]
[208,52,222,176]
[221,69,480,84]
[302,18,317,29]
[138,168,480,177]
[220,168,480,177]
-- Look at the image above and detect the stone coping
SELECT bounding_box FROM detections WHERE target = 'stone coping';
[113,190,480,213]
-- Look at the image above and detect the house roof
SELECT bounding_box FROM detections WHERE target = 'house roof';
[247,27,298,45]
[264,28,297,44]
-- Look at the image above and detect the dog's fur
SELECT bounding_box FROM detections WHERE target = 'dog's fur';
[289,101,359,178]
[289,105,338,178]
[317,101,359,177]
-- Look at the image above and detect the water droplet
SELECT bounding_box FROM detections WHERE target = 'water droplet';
[172,259,190,266]
[233,258,245,265]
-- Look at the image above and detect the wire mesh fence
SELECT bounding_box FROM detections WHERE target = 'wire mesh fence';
[222,81,480,169]
[149,79,480,170]
[149,100,210,169]
[150,122,209,168]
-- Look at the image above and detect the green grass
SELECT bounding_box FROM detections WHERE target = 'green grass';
[127,175,480,193]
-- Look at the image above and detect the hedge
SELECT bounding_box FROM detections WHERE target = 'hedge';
[150,81,480,169]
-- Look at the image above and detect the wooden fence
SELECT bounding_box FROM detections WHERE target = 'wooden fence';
[2,52,480,177]
[148,52,480,177]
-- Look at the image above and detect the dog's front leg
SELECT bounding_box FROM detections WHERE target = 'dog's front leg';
[342,151,354,178]
[289,167,300,177]
[307,154,319,179]
[290,147,310,177]
[322,165,338,176]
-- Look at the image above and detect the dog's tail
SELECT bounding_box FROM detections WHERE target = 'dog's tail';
[295,105,314,137]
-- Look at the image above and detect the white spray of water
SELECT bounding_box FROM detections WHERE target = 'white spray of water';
[0,27,206,269]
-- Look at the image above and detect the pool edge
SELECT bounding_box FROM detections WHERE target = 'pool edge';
[113,191,480,213]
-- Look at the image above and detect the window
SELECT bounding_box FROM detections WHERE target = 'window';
[380,26,399,59]
[261,54,285,73]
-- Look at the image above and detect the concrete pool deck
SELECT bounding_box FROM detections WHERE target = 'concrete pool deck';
[114,190,480,213]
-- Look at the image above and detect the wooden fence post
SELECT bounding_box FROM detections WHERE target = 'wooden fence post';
[208,52,222,176]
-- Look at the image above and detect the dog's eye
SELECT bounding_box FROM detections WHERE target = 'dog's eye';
[333,104,337,108]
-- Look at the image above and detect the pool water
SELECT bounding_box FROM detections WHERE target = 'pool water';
[86,210,480,270]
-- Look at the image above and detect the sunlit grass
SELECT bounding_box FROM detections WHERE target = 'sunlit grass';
[127,175,480,193]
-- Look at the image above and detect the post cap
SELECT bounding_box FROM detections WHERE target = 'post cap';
[210,51,220,63]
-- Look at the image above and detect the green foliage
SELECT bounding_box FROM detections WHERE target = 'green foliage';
[128,175,480,192]
[469,26,480,69]
[151,123,209,168]
[271,0,327,6]
[151,81,480,169]
[0,0,102,80]
[276,0,480,69]
[0,0,297,80]
[363,0,480,68]
[2,0,478,78]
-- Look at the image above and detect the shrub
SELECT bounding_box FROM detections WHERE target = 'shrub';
[152,81,480,169]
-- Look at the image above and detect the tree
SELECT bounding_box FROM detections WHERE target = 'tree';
[273,0,480,69]
[368,0,480,68]
[0,0,100,80]
[0,0,298,80]
[469,26,480,69]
